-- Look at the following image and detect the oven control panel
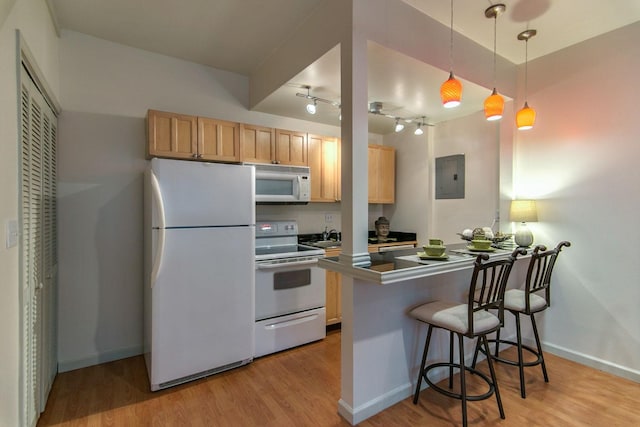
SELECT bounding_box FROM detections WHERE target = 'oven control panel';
[256,220,298,238]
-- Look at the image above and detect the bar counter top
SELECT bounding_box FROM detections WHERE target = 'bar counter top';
[319,242,526,285]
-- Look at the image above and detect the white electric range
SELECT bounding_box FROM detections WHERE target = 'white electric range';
[254,220,326,357]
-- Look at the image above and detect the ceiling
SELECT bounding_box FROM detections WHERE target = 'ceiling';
[49,0,640,133]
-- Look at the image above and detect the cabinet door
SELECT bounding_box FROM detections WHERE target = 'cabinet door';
[240,124,275,163]
[308,134,339,202]
[368,145,395,204]
[275,129,307,166]
[198,117,240,162]
[324,247,342,326]
[325,270,342,325]
[147,110,197,159]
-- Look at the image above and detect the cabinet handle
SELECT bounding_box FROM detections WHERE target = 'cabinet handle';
[192,153,198,158]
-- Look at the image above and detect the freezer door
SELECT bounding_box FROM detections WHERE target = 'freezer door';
[150,158,255,227]
[148,226,255,388]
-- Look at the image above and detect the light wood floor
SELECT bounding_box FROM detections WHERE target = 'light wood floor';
[38,329,640,426]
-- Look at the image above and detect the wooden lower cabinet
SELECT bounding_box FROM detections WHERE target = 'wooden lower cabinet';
[324,248,342,325]
[325,270,342,326]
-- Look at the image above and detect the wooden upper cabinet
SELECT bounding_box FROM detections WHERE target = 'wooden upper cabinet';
[240,124,276,163]
[308,134,339,202]
[275,129,307,166]
[147,110,197,159]
[368,144,395,204]
[198,117,240,162]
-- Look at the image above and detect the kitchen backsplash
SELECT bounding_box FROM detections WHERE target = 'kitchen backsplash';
[256,203,384,234]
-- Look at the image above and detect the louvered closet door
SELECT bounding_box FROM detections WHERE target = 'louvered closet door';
[20,64,57,425]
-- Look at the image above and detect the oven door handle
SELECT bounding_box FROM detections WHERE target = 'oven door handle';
[255,258,319,270]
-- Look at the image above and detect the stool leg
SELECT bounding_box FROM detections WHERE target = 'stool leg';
[457,333,468,427]
[494,325,502,358]
[483,334,505,419]
[471,338,482,369]
[449,331,454,389]
[530,313,549,383]
[413,325,433,404]
[515,312,526,398]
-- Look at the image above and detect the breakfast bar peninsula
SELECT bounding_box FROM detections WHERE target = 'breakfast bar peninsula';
[319,244,529,424]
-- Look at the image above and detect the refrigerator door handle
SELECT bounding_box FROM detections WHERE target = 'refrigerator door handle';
[150,171,166,287]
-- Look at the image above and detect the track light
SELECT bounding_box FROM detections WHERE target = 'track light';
[414,116,426,135]
[295,86,340,117]
[306,100,317,115]
[484,4,506,121]
[394,119,404,133]
[516,29,537,130]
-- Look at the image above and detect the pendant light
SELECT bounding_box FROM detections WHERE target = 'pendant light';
[516,29,537,130]
[484,3,506,121]
[440,0,462,108]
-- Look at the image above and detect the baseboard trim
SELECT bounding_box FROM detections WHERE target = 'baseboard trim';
[338,382,412,425]
[58,345,143,373]
[543,341,640,383]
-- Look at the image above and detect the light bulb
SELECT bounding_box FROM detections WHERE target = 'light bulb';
[414,125,423,135]
[394,121,404,133]
[306,101,317,115]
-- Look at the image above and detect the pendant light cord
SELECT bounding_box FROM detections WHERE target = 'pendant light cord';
[492,14,497,88]
[524,38,529,101]
[449,0,454,72]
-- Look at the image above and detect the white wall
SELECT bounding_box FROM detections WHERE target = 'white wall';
[56,30,345,371]
[0,0,59,424]
[510,22,640,378]
[384,108,505,247]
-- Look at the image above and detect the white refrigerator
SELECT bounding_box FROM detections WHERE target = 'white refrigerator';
[144,158,255,391]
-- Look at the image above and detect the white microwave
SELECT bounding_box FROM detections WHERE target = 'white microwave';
[251,163,311,204]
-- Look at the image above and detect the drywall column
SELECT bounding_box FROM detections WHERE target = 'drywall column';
[337,1,370,423]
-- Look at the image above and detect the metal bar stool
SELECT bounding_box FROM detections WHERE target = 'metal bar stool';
[409,248,526,427]
[472,241,571,398]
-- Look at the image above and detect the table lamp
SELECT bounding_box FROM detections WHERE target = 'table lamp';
[510,200,538,247]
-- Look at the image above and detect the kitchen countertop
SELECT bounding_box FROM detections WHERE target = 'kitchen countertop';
[319,242,528,285]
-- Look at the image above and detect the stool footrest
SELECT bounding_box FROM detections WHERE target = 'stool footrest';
[481,339,543,367]
[422,362,495,402]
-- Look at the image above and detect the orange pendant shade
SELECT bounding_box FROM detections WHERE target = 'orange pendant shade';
[516,102,536,130]
[484,88,504,121]
[440,72,462,108]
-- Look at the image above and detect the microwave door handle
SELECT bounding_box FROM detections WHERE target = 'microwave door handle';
[296,175,302,198]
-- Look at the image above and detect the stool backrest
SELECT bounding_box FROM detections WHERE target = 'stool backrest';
[524,241,571,312]
[468,248,527,336]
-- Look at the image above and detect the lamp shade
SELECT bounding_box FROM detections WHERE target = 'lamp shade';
[440,72,462,108]
[516,102,536,130]
[484,88,504,121]
[510,200,538,223]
